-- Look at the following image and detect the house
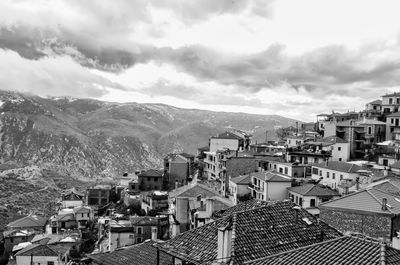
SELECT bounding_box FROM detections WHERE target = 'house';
[246,234,400,265]
[3,230,36,255]
[386,112,400,140]
[86,239,173,265]
[50,209,77,234]
[156,200,342,265]
[138,169,165,191]
[319,188,400,244]
[249,171,292,201]
[286,148,332,166]
[128,173,140,193]
[311,161,365,193]
[130,215,169,244]
[382,92,400,113]
[260,158,308,178]
[228,175,251,205]
[141,191,169,214]
[286,135,309,147]
[378,154,397,167]
[6,214,47,232]
[15,243,71,265]
[287,184,340,215]
[106,220,135,251]
[190,197,234,229]
[307,135,350,162]
[366,99,383,112]
[87,185,112,207]
[164,153,195,189]
[73,206,94,229]
[60,188,84,209]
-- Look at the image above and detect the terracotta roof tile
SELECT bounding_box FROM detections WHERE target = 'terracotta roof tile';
[7,215,47,229]
[169,183,220,199]
[138,169,163,177]
[245,234,400,265]
[288,184,339,197]
[158,201,342,265]
[311,161,363,173]
[231,175,251,185]
[250,172,292,182]
[87,240,172,265]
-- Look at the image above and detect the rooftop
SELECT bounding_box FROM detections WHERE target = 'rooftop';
[7,214,47,229]
[231,175,251,185]
[211,131,244,140]
[288,184,339,197]
[250,171,292,182]
[246,234,400,265]
[367,99,382,105]
[15,244,70,257]
[168,183,220,199]
[213,199,270,219]
[319,188,400,216]
[157,201,342,265]
[138,169,163,178]
[382,92,400,98]
[311,161,363,173]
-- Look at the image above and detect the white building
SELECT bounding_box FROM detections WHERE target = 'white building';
[15,244,69,265]
[228,175,251,205]
[108,220,134,251]
[311,161,364,193]
[249,171,292,201]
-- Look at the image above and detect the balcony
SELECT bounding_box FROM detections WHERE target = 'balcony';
[248,183,264,193]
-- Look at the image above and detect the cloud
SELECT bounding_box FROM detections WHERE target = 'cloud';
[0,49,124,98]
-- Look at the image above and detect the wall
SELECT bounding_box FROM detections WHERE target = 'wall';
[16,255,60,265]
[209,138,239,153]
[320,208,392,241]
[109,231,135,250]
[62,200,83,208]
[139,176,163,191]
[331,143,350,162]
[4,234,35,254]
[170,162,188,187]
[324,122,337,137]
[263,182,291,201]
[311,167,358,191]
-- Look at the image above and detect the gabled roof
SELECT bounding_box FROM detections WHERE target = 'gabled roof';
[382,92,400,97]
[138,169,163,178]
[367,99,382,105]
[15,244,70,257]
[231,175,251,185]
[87,240,173,265]
[368,179,400,196]
[311,161,363,173]
[358,119,386,125]
[169,183,220,199]
[73,206,91,214]
[321,135,347,144]
[288,184,339,197]
[211,131,244,140]
[179,152,195,159]
[319,188,400,216]
[7,215,47,229]
[157,201,342,265]
[245,234,400,265]
[213,199,270,219]
[250,171,292,182]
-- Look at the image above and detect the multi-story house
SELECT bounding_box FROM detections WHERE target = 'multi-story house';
[137,169,165,191]
[311,161,364,193]
[60,188,84,209]
[381,92,400,113]
[259,158,308,178]
[203,131,251,181]
[73,206,94,230]
[228,174,251,205]
[287,184,340,215]
[308,136,350,162]
[87,185,112,207]
[164,153,195,189]
[249,171,292,201]
[141,191,169,214]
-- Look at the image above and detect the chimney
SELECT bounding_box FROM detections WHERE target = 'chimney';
[384,169,389,177]
[355,177,360,191]
[293,206,301,223]
[380,241,387,265]
[151,226,158,240]
[175,198,189,233]
[206,198,215,218]
[382,198,388,211]
[171,221,180,238]
[235,150,238,157]
[175,180,179,189]
[325,159,329,167]
[217,222,233,263]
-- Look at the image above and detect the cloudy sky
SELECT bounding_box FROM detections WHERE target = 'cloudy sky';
[1,0,400,121]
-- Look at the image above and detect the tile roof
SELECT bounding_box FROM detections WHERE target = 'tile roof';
[287,184,339,197]
[158,201,342,265]
[138,169,163,177]
[245,234,400,265]
[7,215,47,229]
[250,172,292,182]
[382,92,400,97]
[212,199,270,219]
[168,183,220,199]
[15,244,70,256]
[368,99,382,105]
[321,135,347,144]
[368,179,400,196]
[231,175,251,185]
[87,240,173,265]
[311,161,363,173]
[212,131,244,140]
[319,188,400,216]
[179,152,195,158]
[358,118,386,125]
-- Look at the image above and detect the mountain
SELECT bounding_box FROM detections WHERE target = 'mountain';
[0,90,299,178]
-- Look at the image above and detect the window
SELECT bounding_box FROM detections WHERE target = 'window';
[310,199,316,207]
[392,118,395,124]
[284,167,288,175]
[82,213,84,218]
[137,238,142,243]
[390,98,393,104]
[319,170,322,176]
[48,262,54,265]
[338,147,341,151]
[129,234,134,239]
[339,158,342,161]
[299,197,303,207]
[137,227,142,235]
[332,173,336,180]
[279,167,283,173]
[147,177,151,181]
[340,175,343,180]
[368,127,372,135]
[326,172,330,178]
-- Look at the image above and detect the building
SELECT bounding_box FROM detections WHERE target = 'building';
[138,169,165,191]
[366,99,383,112]
[86,240,173,265]
[382,92,400,113]
[156,200,342,265]
[260,158,308,178]
[107,220,135,251]
[15,244,71,265]
[3,230,36,255]
[164,153,195,189]
[249,171,292,201]
[319,188,400,244]
[50,209,77,234]
[141,191,169,214]
[286,148,331,166]
[311,161,364,193]
[6,214,47,232]
[307,135,350,162]
[73,206,94,229]
[60,188,84,209]
[246,234,400,265]
[87,185,112,207]
[130,215,169,244]
[286,135,309,147]
[287,184,340,215]
[228,175,251,205]
[386,112,400,140]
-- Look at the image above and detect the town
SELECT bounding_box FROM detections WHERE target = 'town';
[3,92,400,264]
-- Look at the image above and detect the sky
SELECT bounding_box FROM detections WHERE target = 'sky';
[1,0,400,121]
